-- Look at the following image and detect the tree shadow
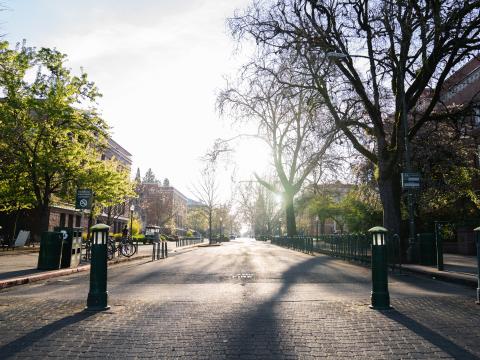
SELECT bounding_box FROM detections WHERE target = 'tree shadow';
[382,309,479,359]
[223,255,334,358]
[0,310,96,358]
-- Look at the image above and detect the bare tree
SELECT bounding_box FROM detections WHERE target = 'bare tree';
[218,65,336,236]
[191,164,219,244]
[229,0,480,236]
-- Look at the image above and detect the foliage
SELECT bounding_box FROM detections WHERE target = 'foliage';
[131,217,142,235]
[185,207,209,234]
[77,158,135,217]
[412,121,480,224]
[0,41,133,239]
[339,189,383,233]
[305,185,382,234]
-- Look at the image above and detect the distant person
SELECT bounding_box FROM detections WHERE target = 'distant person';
[122,225,129,239]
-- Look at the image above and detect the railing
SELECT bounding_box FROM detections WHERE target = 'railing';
[313,234,371,264]
[271,234,402,269]
[176,237,204,247]
[271,236,314,254]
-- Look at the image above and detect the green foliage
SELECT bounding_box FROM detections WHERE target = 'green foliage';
[307,186,382,233]
[185,208,208,233]
[339,189,383,233]
[131,217,142,235]
[185,229,193,237]
[0,40,134,236]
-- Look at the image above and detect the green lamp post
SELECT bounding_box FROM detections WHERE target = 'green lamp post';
[86,223,110,311]
[473,227,480,305]
[368,226,392,310]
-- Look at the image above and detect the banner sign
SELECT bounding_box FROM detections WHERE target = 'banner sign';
[75,189,93,210]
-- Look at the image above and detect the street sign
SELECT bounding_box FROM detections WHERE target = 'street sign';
[75,189,93,210]
[401,172,421,189]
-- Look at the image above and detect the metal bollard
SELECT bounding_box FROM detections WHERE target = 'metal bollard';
[87,224,110,311]
[368,226,392,310]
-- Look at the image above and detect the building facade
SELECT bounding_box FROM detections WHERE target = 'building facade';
[137,182,188,233]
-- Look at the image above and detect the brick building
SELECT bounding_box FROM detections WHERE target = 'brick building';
[137,181,188,233]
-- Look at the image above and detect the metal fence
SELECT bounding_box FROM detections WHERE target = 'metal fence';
[271,234,402,269]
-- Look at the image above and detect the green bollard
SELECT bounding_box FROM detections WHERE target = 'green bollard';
[368,226,392,310]
[435,222,444,271]
[86,224,110,311]
[473,227,480,305]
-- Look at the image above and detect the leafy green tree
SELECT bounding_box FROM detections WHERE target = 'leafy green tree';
[185,207,209,235]
[339,189,383,233]
[77,158,135,235]
[0,41,107,239]
[0,41,132,240]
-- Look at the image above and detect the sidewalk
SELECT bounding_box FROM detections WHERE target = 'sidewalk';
[0,241,202,290]
[400,253,478,288]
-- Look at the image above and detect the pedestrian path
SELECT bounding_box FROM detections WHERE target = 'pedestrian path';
[401,253,478,288]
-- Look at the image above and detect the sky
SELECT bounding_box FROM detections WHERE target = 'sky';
[3,0,270,200]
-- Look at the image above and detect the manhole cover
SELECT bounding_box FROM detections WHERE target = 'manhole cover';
[232,273,254,279]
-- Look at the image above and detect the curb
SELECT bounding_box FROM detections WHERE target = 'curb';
[308,249,478,289]
[399,265,478,289]
[0,254,151,290]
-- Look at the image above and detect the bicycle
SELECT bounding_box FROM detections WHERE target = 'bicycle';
[107,236,137,260]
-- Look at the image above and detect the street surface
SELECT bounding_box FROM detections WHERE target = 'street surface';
[0,238,479,359]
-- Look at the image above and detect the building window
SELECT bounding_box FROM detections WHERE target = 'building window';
[75,215,81,227]
[68,214,74,228]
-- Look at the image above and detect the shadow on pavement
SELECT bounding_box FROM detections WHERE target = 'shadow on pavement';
[0,310,96,359]
[0,269,41,281]
[382,309,479,359]
[224,255,334,358]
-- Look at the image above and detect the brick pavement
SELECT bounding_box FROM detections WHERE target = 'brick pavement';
[0,239,479,359]
[0,295,479,359]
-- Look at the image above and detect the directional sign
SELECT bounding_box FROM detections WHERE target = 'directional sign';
[401,172,421,189]
[75,189,92,210]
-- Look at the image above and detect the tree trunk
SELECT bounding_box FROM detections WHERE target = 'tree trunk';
[377,171,402,236]
[208,208,212,245]
[32,202,51,243]
[285,193,297,237]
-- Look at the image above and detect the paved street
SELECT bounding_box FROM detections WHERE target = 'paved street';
[0,238,479,359]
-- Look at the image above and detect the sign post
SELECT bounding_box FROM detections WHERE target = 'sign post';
[76,189,93,210]
[401,172,421,189]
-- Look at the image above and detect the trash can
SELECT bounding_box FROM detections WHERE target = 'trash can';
[37,231,63,270]
[416,233,437,266]
[55,227,83,268]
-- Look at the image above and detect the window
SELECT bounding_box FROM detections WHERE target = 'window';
[68,214,74,228]
[75,215,81,227]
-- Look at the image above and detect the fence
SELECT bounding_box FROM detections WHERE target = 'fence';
[176,237,204,247]
[271,234,402,269]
